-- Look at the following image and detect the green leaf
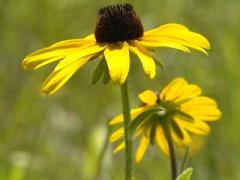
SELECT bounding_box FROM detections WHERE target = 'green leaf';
[149,125,157,145]
[102,65,110,85]
[90,58,106,85]
[176,168,193,180]
[153,56,165,70]
[129,108,164,136]
[171,119,184,139]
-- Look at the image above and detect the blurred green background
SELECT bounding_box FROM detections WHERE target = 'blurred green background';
[0,0,240,179]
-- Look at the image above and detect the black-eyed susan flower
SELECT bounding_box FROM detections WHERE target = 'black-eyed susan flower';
[22,4,210,95]
[109,77,221,162]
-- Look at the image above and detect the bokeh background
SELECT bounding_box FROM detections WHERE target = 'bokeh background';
[0,0,240,179]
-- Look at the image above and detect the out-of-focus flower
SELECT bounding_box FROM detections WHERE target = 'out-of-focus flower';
[109,77,221,162]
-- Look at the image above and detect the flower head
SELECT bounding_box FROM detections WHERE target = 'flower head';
[109,77,221,162]
[22,4,210,95]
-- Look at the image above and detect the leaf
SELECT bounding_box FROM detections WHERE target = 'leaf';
[90,57,106,85]
[176,168,193,180]
[149,125,157,145]
[129,108,164,136]
[102,64,110,85]
[171,119,184,139]
[153,55,165,70]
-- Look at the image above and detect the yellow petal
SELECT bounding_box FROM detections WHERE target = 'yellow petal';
[109,128,124,142]
[181,96,217,107]
[54,43,106,71]
[113,142,125,153]
[144,23,189,35]
[171,127,192,147]
[160,77,188,101]
[175,84,202,103]
[171,119,192,146]
[84,34,96,41]
[137,39,190,53]
[187,109,221,121]
[135,135,149,163]
[41,55,92,95]
[104,43,130,84]
[138,90,157,106]
[180,97,222,121]
[174,117,210,135]
[141,35,208,55]
[128,41,156,79]
[155,126,169,156]
[109,107,146,125]
[142,23,210,53]
[22,40,96,70]
[51,39,94,47]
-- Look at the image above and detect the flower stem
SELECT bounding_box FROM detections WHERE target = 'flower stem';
[120,81,132,180]
[164,124,177,180]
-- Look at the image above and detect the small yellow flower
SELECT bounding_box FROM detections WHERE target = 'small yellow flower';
[22,4,210,95]
[109,77,221,162]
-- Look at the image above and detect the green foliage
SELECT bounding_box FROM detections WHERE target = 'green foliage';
[176,168,193,180]
[90,57,107,85]
[129,108,164,136]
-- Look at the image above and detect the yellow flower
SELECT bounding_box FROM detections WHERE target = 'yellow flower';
[109,77,221,162]
[22,4,210,95]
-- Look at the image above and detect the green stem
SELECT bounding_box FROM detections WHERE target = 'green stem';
[120,81,132,180]
[179,147,190,173]
[164,123,177,180]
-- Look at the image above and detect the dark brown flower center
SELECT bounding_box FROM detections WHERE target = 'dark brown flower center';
[94,4,144,43]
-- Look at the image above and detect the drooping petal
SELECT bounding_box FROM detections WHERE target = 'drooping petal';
[22,39,97,70]
[160,77,188,102]
[54,43,106,71]
[104,43,130,84]
[109,107,146,125]
[41,55,93,95]
[128,41,156,79]
[138,90,158,106]
[155,126,169,156]
[135,135,149,162]
[109,128,124,142]
[140,23,210,54]
[171,120,192,147]
[174,117,210,135]
[113,142,125,153]
[180,97,222,121]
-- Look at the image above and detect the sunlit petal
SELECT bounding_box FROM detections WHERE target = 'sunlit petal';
[104,43,130,84]
[138,90,158,106]
[113,142,125,153]
[141,23,210,54]
[128,41,156,79]
[109,107,147,125]
[109,128,124,142]
[155,126,169,156]
[160,77,188,101]
[41,55,93,95]
[22,40,97,70]
[174,117,210,135]
[135,135,149,162]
